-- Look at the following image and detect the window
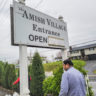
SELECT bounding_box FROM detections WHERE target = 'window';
[74,51,79,53]
[70,51,79,54]
[70,51,72,54]
[89,47,94,51]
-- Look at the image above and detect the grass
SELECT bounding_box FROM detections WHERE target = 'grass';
[43,60,86,72]
[93,70,96,74]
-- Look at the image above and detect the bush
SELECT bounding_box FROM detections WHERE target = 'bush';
[30,52,45,96]
[86,86,94,96]
[43,77,53,96]
[73,60,87,76]
[13,68,20,93]
[0,61,18,92]
[43,60,93,96]
[0,61,4,86]
[4,64,16,90]
[43,61,62,72]
[43,66,63,96]
[43,60,86,72]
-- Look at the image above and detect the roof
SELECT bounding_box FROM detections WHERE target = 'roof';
[70,43,96,51]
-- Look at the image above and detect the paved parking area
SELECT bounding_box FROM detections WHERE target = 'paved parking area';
[89,82,96,96]
[84,60,96,75]
[84,60,96,96]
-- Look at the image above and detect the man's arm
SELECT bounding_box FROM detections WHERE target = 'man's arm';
[59,72,69,96]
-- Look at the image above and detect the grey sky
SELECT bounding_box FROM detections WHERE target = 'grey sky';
[0,0,96,62]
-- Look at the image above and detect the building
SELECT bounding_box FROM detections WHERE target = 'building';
[54,57,62,61]
[27,56,48,65]
[41,56,48,64]
[54,51,62,61]
[70,44,96,60]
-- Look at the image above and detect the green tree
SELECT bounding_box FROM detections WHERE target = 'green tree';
[1,62,8,88]
[43,66,63,96]
[5,64,16,90]
[0,61,4,86]
[43,60,94,96]
[30,52,45,96]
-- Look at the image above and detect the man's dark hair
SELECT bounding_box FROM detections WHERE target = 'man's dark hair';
[63,59,73,66]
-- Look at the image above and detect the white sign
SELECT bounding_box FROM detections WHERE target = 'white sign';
[11,1,69,49]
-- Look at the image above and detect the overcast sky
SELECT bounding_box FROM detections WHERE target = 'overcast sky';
[0,0,96,62]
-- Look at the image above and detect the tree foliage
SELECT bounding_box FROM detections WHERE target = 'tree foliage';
[0,61,4,86]
[43,60,94,96]
[5,64,16,89]
[0,61,16,90]
[30,52,45,96]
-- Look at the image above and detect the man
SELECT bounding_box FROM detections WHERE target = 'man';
[59,59,86,96]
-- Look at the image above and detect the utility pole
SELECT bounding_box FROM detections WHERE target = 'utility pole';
[18,0,30,96]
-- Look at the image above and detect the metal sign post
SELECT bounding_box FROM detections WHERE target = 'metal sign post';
[18,0,30,96]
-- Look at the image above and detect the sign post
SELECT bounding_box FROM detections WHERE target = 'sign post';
[18,0,30,96]
[58,16,69,61]
[61,49,68,61]
[19,45,30,96]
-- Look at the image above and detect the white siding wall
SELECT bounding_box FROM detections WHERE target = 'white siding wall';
[85,48,96,55]
[70,51,81,57]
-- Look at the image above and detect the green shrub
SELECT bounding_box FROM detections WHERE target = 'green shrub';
[86,86,94,96]
[73,60,87,76]
[93,70,96,74]
[43,66,63,96]
[5,64,16,90]
[13,68,20,93]
[87,86,94,96]
[0,61,4,86]
[43,77,53,96]
[30,52,45,96]
[43,60,93,96]
[43,60,86,72]
[43,61,62,72]
[0,61,18,92]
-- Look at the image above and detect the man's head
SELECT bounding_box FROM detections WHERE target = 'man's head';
[63,59,73,71]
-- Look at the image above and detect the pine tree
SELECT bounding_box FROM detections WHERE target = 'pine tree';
[30,52,45,96]
[5,64,16,89]
[3,62,9,88]
[0,61,4,86]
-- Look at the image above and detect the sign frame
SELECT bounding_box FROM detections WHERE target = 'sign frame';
[10,1,69,49]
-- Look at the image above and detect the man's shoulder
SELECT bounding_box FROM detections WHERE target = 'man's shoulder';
[67,67,82,75]
[62,71,68,77]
